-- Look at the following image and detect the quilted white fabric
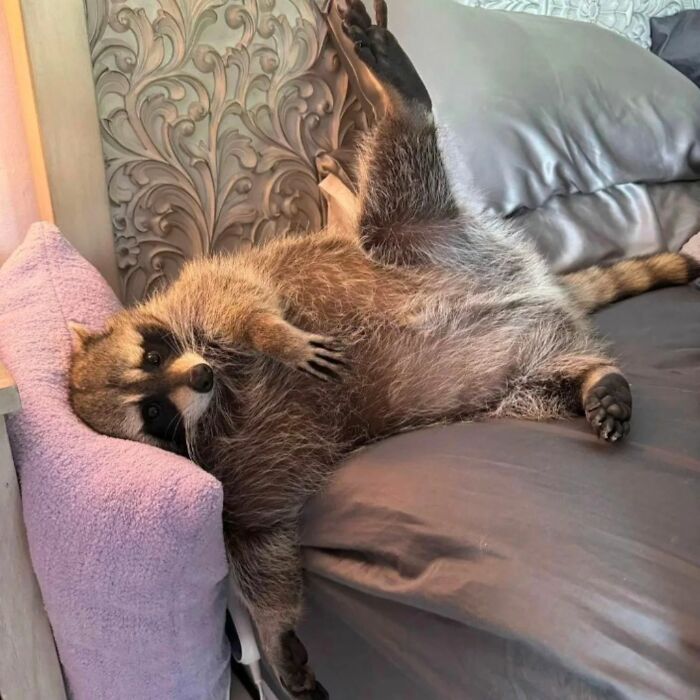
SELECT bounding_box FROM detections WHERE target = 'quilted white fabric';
[454,0,700,47]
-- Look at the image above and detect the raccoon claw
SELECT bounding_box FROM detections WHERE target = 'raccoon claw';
[584,373,632,442]
[338,0,372,30]
[297,334,349,383]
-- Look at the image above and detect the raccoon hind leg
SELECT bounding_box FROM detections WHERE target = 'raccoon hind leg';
[496,356,632,442]
[229,527,329,699]
[339,0,462,267]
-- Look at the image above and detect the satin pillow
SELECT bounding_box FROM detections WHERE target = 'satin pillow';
[385,1,700,218]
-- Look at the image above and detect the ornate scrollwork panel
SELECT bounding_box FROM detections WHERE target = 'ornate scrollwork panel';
[86,0,369,301]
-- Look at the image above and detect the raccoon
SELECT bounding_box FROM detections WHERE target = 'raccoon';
[68,1,700,697]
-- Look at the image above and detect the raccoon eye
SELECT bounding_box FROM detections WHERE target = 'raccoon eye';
[145,403,161,420]
[146,351,161,367]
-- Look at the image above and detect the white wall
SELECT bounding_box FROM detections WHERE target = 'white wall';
[0,6,39,265]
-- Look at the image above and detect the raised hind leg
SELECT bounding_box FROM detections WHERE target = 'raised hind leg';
[496,354,632,442]
[339,0,464,266]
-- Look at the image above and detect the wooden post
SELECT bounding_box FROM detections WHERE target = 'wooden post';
[0,362,67,700]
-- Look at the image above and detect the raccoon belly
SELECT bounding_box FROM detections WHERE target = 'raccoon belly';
[353,269,593,437]
[349,318,520,439]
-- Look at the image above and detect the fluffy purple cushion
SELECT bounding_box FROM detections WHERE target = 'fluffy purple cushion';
[0,224,231,699]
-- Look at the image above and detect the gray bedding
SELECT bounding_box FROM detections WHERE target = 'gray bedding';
[390,1,700,213]
[386,0,700,272]
[300,287,700,699]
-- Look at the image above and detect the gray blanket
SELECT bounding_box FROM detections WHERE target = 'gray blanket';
[300,287,700,699]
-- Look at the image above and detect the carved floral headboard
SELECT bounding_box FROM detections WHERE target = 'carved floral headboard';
[84,0,379,302]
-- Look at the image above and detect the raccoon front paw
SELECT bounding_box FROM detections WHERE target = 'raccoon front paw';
[248,315,348,382]
[584,373,632,442]
[295,334,348,382]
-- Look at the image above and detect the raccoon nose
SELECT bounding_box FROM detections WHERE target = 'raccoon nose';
[188,363,213,393]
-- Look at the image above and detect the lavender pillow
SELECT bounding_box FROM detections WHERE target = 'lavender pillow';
[0,224,231,700]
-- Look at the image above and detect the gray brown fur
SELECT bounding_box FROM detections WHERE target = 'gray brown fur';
[67,2,700,696]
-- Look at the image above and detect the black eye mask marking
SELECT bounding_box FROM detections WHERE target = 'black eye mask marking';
[138,325,179,371]
[140,395,186,451]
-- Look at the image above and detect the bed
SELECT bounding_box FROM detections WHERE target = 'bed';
[3,1,699,698]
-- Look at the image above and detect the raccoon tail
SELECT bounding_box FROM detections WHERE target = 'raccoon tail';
[561,252,700,313]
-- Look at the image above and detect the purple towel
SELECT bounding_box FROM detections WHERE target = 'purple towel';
[0,224,231,699]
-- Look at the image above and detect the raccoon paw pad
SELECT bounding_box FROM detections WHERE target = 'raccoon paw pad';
[584,374,632,443]
[283,679,329,700]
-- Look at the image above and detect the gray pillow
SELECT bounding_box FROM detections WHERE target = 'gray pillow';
[385,1,700,217]
[651,10,700,89]
[519,180,700,272]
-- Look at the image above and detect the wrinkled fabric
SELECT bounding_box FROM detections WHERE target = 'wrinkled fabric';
[301,286,700,700]
[520,179,700,272]
[0,225,231,700]
[384,1,700,217]
[651,10,700,89]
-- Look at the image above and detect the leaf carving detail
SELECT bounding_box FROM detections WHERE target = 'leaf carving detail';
[87,0,369,301]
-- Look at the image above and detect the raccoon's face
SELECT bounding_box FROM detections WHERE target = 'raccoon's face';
[68,312,214,454]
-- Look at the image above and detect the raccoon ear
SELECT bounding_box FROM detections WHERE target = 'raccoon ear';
[67,322,95,353]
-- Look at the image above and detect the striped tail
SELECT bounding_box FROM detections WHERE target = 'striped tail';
[561,252,700,313]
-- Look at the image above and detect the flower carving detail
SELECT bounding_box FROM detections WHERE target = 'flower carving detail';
[114,234,142,269]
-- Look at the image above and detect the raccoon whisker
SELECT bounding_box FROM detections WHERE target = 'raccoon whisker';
[185,376,225,463]
[185,411,205,464]
[164,408,183,435]
[185,430,198,463]
[164,412,185,452]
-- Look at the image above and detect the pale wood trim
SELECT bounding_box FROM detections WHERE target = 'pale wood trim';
[0,416,68,700]
[19,0,120,297]
[0,360,20,416]
[3,0,53,223]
